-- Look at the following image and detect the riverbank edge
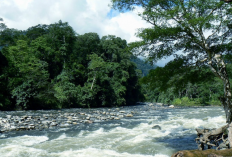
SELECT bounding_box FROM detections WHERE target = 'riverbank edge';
[171,149,232,157]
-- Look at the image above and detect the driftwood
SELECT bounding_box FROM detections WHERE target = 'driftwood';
[196,124,230,150]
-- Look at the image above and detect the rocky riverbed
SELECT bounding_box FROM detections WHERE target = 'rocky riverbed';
[0,103,167,133]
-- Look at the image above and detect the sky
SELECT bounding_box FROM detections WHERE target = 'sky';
[0,0,170,66]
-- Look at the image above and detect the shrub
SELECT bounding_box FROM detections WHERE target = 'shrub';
[172,98,182,105]
[209,99,221,106]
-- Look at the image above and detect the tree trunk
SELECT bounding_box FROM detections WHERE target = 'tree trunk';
[208,54,232,147]
[91,73,96,90]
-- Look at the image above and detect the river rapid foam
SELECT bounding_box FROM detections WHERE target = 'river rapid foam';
[0,105,226,157]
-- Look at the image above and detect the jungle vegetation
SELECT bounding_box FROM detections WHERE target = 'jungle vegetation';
[0,19,144,110]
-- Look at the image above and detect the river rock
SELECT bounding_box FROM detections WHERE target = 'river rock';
[19,126,26,130]
[0,105,141,133]
[85,120,93,124]
[152,125,161,130]
[67,116,73,120]
[42,121,51,125]
[28,125,35,129]
[126,114,133,117]
[118,115,124,118]
[60,123,70,128]
[50,122,58,126]
[169,105,175,108]
[67,121,72,124]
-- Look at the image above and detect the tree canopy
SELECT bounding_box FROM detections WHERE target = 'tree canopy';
[111,0,232,122]
[0,19,144,110]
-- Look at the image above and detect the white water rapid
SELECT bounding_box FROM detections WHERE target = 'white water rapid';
[0,106,226,157]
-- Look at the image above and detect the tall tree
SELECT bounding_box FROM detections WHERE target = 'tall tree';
[0,18,13,110]
[4,40,50,109]
[111,0,232,143]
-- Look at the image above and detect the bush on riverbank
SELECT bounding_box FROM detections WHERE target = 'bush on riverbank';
[172,97,221,107]
[173,97,199,106]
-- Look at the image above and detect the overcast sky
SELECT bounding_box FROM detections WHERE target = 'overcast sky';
[0,0,171,66]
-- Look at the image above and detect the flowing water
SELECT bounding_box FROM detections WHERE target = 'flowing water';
[0,105,226,157]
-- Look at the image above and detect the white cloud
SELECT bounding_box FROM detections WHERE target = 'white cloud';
[0,0,151,42]
[105,7,151,43]
[0,0,170,66]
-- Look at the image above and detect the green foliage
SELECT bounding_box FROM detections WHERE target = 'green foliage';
[111,0,232,109]
[0,20,144,110]
[173,98,181,105]
[209,99,221,106]
[140,59,228,106]
[4,40,50,109]
[54,70,80,108]
[173,97,198,107]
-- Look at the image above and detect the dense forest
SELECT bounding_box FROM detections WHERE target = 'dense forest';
[0,19,230,111]
[141,58,232,106]
[0,20,144,110]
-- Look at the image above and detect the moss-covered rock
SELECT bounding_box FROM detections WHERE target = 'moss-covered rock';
[171,149,232,157]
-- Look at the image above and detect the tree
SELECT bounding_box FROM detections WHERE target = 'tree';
[0,18,14,110]
[4,40,50,109]
[78,35,144,107]
[111,0,232,145]
[28,20,77,79]
[0,18,6,31]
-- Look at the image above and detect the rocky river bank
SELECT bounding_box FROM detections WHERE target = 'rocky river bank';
[0,102,169,133]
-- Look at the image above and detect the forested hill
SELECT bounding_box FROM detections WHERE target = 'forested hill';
[130,57,157,76]
[0,20,144,110]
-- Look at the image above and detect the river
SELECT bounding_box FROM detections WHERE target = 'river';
[0,105,226,157]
